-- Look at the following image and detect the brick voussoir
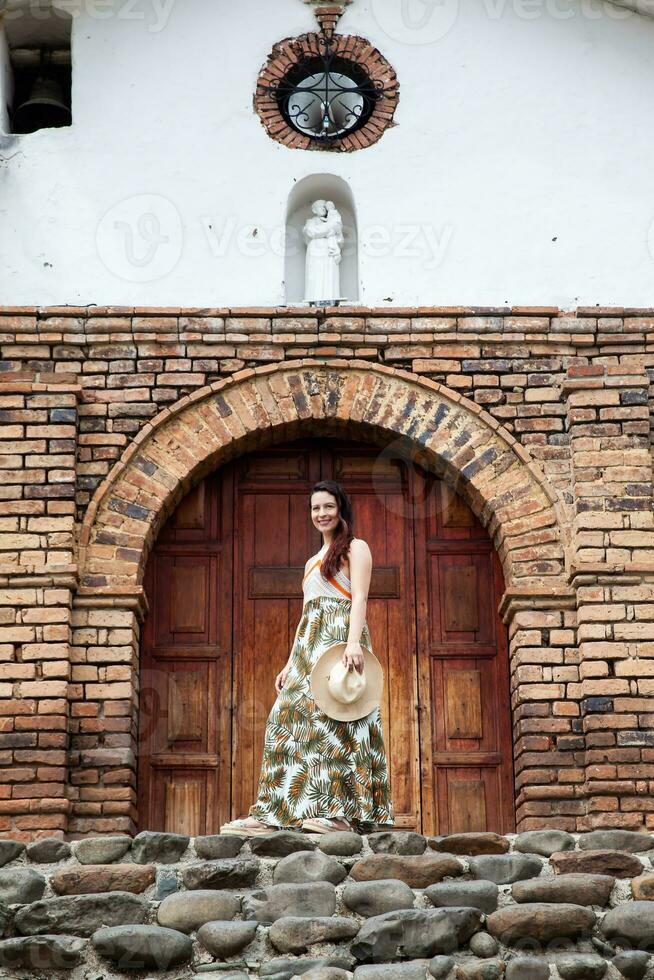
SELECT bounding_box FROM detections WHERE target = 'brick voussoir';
[360,377,395,428]
[285,372,314,421]
[140,440,193,485]
[154,421,208,471]
[176,401,228,447]
[235,380,275,430]
[233,381,281,433]
[120,469,168,510]
[493,512,556,556]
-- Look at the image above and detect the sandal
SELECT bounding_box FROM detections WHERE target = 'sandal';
[301,817,354,834]
[220,817,279,837]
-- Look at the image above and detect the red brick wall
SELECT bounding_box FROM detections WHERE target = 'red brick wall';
[1,305,653,839]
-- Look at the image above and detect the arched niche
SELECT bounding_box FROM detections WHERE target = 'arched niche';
[284,174,359,304]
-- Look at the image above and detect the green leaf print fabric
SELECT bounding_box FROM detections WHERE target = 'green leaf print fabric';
[248,594,395,830]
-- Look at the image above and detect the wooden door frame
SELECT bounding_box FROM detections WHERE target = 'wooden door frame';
[491,547,516,832]
[383,453,421,831]
[137,437,515,834]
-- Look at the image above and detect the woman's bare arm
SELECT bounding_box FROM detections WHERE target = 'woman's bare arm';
[276,556,311,692]
[344,539,372,673]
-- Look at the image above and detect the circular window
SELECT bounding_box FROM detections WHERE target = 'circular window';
[278,57,375,140]
[255,33,399,152]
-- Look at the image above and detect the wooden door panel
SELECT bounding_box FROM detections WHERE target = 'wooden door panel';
[170,561,208,635]
[442,566,478,633]
[242,451,309,482]
[158,479,220,543]
[432,659,502,756]
[164,776,205,836]
[434,482,487,540]
[436,766,505,834]
[149,770,213,837]
[445,669,483,741]
[152,555,217,646]
[138,469,233,835]
[428,553,495,648]
[234,586,295,815]
[141,607,220,754]
[332,448,405,489]
[166,665,209,750]
[246,564,400,599]
[172,482,206,531]
[249,566,304,598]
[447,776,487,832]
[415,470,514,835]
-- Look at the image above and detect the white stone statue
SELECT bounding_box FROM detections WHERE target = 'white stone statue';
[303,199,344,303]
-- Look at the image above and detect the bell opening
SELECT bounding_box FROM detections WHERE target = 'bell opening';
[9,53,72,135]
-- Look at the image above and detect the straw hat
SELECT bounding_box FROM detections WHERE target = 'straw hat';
[310,641,383,722]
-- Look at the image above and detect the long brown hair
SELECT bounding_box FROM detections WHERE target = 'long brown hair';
[311,480,354,581]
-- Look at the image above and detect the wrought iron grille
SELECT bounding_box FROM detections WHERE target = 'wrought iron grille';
[260,35,391,142]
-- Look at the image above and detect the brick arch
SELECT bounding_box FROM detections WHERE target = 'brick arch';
[79,359,567,593]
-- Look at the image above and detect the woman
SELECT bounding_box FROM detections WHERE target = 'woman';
[220,480,394,836]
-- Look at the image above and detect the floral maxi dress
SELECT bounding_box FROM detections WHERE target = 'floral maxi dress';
[248,557,395,830]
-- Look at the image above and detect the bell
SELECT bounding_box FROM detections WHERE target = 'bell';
[13,71,71,134]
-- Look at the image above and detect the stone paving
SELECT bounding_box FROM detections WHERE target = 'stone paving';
[1,829,654,979]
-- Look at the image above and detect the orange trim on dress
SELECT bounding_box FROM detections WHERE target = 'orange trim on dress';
[328,576,352,600]
[302,559,353,599]
[302,559,322,584]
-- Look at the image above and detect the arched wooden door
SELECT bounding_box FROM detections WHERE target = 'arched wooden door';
[138,437,514,836]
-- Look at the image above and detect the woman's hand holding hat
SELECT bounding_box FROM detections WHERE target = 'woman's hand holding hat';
[342,641,364,674]
[310,641,383,722]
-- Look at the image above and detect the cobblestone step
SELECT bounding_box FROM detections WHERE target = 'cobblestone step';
[0,830,653,978]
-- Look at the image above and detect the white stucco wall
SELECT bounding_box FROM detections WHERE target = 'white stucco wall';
[0,0,653,307]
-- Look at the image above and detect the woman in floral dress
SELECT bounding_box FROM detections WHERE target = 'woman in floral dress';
[221,480,394,836]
